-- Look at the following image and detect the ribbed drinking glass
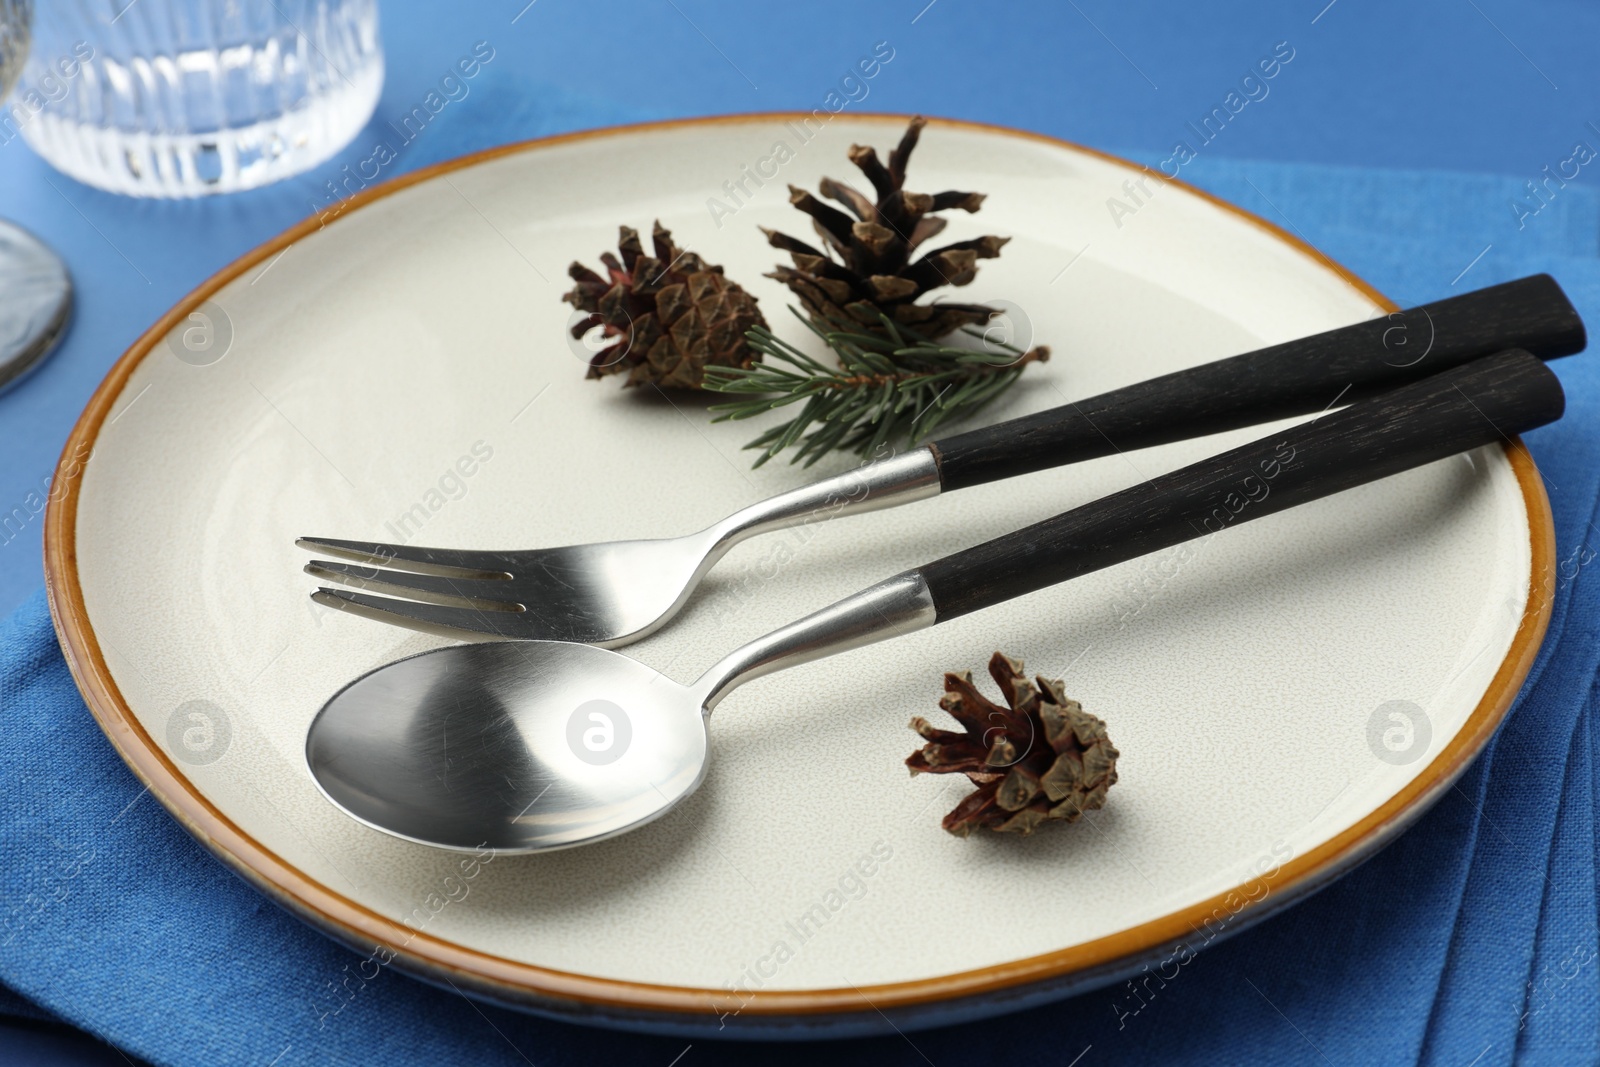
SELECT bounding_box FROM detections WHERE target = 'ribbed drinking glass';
[10,0,382,197]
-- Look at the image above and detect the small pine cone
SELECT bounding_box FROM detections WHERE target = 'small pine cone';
[564,221,767,389]
[907,652,1118,837]
[763,116,1009,341]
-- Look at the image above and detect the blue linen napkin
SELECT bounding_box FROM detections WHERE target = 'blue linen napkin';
[5,124,1600,1067]
[1509,708,1597,1065]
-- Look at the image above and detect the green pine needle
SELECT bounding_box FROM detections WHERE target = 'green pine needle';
[704,307,1049,468]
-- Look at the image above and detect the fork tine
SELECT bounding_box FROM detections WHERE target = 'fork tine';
[311,588,527,640]
[304,560,522,611]
[295,536,513,579]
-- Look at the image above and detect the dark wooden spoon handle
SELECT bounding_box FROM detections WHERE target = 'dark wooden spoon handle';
[916,349,1565,622]
[929,274,1583,492]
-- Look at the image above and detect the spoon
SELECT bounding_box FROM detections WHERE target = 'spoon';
[306,351,1564,852]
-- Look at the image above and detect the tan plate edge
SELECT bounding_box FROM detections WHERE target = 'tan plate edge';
[41,111,1556,1024]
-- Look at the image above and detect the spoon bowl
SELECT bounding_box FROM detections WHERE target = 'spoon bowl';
[306,641,709,852]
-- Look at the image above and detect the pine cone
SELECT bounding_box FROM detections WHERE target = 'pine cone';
[764,116,1007,340]
[565,222,767,390]
[908,652,1118,837]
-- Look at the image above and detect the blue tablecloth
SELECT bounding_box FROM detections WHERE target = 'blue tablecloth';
[4,2,1600,1063]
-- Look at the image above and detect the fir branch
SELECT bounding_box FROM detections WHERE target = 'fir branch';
[703,307,1049,468]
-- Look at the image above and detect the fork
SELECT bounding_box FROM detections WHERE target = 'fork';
[301,274,1584,646]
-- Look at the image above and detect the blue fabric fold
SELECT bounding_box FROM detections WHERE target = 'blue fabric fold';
[0,981,61,1026]
[4,132,1600,1067]
[1512,709,1599,1065]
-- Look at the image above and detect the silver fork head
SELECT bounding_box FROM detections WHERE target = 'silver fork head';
[298,449,944,647]
[299,533,719,647]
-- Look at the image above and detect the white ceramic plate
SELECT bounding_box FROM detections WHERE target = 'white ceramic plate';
[46,115,1551,1038]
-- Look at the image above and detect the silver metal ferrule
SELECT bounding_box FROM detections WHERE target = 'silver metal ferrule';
[704,447,941,555]
[693,570,937,713]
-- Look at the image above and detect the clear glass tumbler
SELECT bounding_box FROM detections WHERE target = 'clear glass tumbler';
[9,0,382,197]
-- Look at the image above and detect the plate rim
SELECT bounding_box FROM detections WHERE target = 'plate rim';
[41,110,1556,1029]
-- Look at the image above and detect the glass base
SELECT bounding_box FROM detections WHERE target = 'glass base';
[0,219,71,394]
[20,57,383,198]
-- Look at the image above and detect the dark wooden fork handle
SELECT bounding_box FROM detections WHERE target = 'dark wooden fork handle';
[928,274,1582,491]
[916,349,1564,621]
